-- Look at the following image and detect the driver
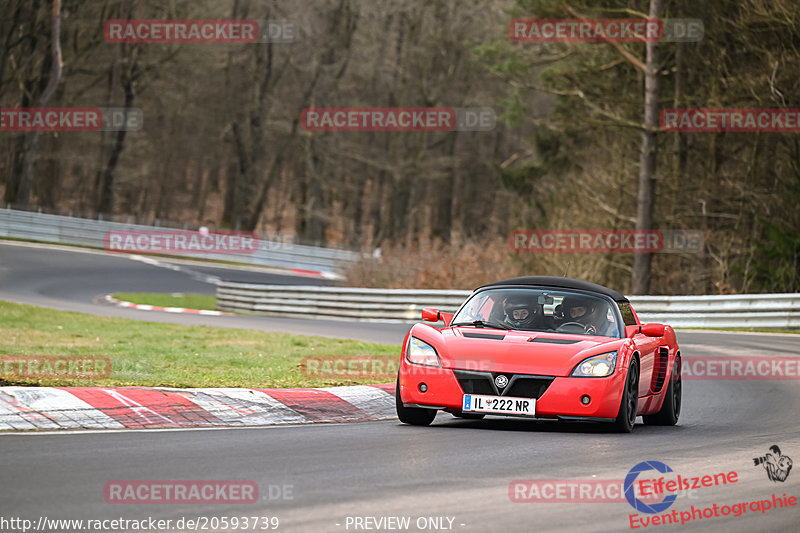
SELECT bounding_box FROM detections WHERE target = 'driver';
[501,295,539,330]
[560,297,607,335]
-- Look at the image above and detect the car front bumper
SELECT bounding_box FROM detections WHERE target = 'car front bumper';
[398,359,627,420]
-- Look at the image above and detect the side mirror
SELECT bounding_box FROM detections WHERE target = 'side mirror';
[625,324,666,337]
[440,312,454,327]
[625,325,640,338]
[421,307,441,323]
[642,323,666,337]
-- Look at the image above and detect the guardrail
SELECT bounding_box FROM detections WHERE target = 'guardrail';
[626,294,800,328]
[0,207,358,274]
[216,284,470,322]
[216,283,800,328]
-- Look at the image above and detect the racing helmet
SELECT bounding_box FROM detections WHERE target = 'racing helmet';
[503,294,537,329]
[561,296,595,323]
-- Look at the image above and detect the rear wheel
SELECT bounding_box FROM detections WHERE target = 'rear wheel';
[396,380,437,426]
[643,358,681,426]
[611,358,639,433]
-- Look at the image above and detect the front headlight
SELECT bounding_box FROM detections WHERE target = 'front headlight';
[406,337,441,367]
[570,351,617,377]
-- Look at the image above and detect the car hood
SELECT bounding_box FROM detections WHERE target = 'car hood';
[415,325,625,377]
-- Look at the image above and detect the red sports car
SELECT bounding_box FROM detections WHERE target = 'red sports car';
[395,276,681,432]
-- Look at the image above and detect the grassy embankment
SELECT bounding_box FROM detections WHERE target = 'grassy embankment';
[0,301,401,388]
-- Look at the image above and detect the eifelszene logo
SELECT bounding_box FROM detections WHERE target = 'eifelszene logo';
[624,461,678,514]
[753,445,793,482]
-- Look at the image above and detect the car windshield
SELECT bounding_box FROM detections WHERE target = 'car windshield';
[452,288,620,338]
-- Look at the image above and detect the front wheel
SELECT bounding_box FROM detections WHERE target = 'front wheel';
[643,358,681,426]
[396,380,437,426]
[611,358,639,433]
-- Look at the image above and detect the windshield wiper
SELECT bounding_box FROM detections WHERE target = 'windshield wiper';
[451,320,510,330]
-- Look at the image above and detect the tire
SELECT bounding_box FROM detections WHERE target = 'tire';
[643,358,681,426]
[396,380,437,426]
[452,412,485,420]
[611,358,639,433]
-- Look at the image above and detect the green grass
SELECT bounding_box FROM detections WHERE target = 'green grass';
[0,301,401,388]
[114,292,217,310]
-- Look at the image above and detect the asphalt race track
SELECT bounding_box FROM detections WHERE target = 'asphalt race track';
[0,241,409,343]
[1,241,799,532]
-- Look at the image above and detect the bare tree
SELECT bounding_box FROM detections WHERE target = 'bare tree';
[631,0,662,294]
[16,0,62,207]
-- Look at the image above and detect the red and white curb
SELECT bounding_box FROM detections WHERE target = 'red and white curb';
[129,254,342,281]
[0,384,396,431]
[288,268,341,280]
[104,294,231,316]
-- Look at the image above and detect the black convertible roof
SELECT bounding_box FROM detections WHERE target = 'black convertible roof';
[478,276,629,303]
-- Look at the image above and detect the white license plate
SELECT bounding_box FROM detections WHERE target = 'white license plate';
[462,394,536,416]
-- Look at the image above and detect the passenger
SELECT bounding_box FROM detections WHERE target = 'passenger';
[501,295,540,330]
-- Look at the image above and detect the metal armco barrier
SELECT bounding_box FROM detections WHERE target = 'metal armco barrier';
[216,284,470,322]
[0,207,357,274]
[627,294,800,328]
[216,282,800,328]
